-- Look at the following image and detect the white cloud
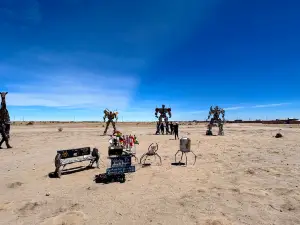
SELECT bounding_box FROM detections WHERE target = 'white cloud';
[187,106,244,114]
[5,70,138,110]
[224,106,245,110]
[1,47,142,114]
[118,107,201,122]
[2,48,146,75]
[251,103,290,108]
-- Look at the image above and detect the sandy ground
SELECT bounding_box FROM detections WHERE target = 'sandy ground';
[0,123,300,225]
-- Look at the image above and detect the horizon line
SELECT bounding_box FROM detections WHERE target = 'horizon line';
[11,118,299,123]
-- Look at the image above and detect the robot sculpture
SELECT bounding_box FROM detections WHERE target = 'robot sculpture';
[0,92,12,149]
[206,106,225,136]
[155,104,171,134]
[103,109,118,135]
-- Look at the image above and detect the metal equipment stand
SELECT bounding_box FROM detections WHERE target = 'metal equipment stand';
[174,149,197,166]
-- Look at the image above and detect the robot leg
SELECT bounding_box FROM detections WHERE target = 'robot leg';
[218,122,224,135]
[112,121,116,133]
[206,119,213,135]
[165,116,170,134]
[159,115,163,124]
[103,121,111,134]
[208,124,212,131]
[155,123,160,134]
[156,117,160,133]
[208,119,214,131]
[5,124,10,139]
[156,116,163,134]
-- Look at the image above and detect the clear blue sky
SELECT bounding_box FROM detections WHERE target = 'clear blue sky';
[0,0,299,121]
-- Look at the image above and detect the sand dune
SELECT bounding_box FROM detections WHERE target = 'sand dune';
[0,123,299,225]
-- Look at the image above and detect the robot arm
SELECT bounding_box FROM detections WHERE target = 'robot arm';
[207,106,213,120]
[103,110,107,122]
[221,109,225,122]
[167,108,171,118]
[114,110,119,122]
[155,108,158,118]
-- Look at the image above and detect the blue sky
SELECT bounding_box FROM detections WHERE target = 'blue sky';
[0,0,299,121]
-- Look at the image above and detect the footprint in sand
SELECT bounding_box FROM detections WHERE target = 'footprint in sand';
[204,219,232,225]
[6,182,23,188]
[0,201,13,211]
[41,211,87,225]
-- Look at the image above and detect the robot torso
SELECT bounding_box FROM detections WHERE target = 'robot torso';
[155,106,171,117]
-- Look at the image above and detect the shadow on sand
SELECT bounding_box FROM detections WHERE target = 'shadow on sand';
[141,163,151,167]
[171,162,185,166]
[48,166,96,178]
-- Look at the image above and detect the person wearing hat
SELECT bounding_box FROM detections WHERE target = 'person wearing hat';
[173,122,179,140]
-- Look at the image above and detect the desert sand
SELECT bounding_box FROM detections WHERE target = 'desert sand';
[0,122,300,225]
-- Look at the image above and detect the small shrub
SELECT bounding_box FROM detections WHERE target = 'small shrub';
[58,127,63,132]
[275,133,283,138]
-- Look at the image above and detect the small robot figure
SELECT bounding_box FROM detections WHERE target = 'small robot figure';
[155,104,171,134]
[206,106,225,136]
[103,109,118,135]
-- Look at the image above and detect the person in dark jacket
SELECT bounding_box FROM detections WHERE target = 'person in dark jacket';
[173,122,179,140]
[160,122,165,134]
[169,122,174,135]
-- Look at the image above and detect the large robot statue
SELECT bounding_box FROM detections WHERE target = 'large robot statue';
[155,104,171,134]
[0,92,12,148]
[206,105,225,136]
[103,109,118,135]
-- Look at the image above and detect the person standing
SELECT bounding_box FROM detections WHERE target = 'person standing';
[169,122,174,135]
[173,122,179,140]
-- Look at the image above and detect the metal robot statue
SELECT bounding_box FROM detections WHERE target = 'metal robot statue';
[206,106,225,136]
[103,109,118,135]
[155,104,171,134]
[0,92,12,149]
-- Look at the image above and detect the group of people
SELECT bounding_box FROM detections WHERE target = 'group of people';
[156,121,179,139]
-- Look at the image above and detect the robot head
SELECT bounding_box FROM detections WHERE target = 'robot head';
[0,92,8,100]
